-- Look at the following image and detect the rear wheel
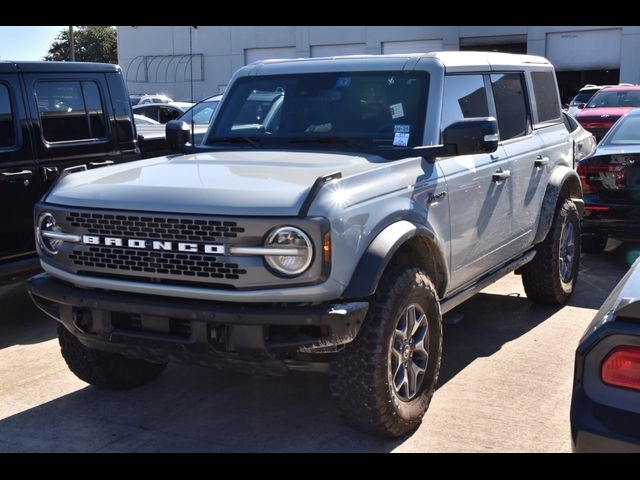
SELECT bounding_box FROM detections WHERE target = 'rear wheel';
[521,197,581,305]
[330,266,442,437]
[581,234,607,254]
[58,326,167,390]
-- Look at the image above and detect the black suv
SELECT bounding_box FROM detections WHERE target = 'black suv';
[0,61,140,286]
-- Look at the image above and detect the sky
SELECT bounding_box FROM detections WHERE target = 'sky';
[0,26,66,61]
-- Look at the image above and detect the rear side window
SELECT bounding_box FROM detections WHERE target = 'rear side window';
[531,71,560,123]
[441,75,489,132]
[0,84,15,148]
[490,73,530,141]
[159,106,181,123]
[35,81,108,143]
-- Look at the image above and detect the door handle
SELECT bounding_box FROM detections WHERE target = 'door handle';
[492,169,511,182]
[42,166,59,181]
[490,153,500,160]
[535,155,549,167]
[1,169,33,181]
[89,160,115,167]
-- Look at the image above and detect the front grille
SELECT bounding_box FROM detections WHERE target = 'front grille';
[66,212,244,242]
[69,246,247,280]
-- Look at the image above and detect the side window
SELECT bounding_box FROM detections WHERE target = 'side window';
[441,74,489,133]
[35,81,108,143]
[159,106,181,123]
[490,73,530,141]
[531,71,560,123]
[0,83,16,148]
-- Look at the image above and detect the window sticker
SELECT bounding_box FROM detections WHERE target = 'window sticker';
[394,124,410,133]
[335,77,352,88]
[389,103,405,119]
[393,132,410,146]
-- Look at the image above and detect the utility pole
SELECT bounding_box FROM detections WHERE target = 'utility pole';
[69,26,75,61]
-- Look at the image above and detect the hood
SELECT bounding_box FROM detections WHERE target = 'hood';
[45,150,381,216]
[576,106,634,119]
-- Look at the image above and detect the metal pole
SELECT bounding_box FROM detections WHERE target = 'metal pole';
[69,26,75,61]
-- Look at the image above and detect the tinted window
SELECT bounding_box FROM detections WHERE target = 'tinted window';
[587,89,640,108]
[441,75,489,132]
[531,71,560,122]
[571,90,598,106]
[490,73,530,141]
[159,106,181,123]
[135,105,158,121]
[36,81,107,142]
[0,84,15,148]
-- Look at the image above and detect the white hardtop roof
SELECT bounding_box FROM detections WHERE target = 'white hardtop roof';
[250,51,551,69]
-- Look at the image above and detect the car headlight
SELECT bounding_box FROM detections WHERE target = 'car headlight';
[36,212,63,255]
[264,226,313,276]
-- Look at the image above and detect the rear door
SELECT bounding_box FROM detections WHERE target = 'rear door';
[0,73,40,259]
[23,73,122,186]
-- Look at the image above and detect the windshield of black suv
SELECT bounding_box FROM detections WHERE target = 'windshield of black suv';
[587,89,640,108]
[207,71,429,150]
[179,98,221,125]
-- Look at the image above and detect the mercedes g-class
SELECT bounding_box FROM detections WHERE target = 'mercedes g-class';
[27,52,583,437]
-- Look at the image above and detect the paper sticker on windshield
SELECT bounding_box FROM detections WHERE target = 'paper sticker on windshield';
[393,132,410,147]
[394,124,410,134]
[336,77,352,88]
[389,103,405,119]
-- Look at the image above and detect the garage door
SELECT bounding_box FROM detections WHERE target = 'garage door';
[382,39,443,55]
[311,43,367,57]
[245,47,297,65]
[546,29,622,71]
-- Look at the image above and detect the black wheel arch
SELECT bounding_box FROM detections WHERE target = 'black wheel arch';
[342,220,448,300]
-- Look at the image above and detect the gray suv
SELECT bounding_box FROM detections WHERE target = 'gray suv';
[27,52,583,437]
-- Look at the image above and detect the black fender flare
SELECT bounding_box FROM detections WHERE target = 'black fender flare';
[342,220,448,299]
[533,166,584,245]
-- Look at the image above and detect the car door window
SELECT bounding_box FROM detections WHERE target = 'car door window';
[159,106,181,123]
[531,71,561,123]
[441,74,490,134]
[490,73,531,141]
[0,83,16,148]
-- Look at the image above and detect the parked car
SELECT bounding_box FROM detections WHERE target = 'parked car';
[575,86,640,142]
[129,93,173,107]
[562,111,597,165]
[567,84,606,117]
[571,255,640,452]
[28,52,581,437]
[136,95,222,158]
[132,102,193,124]
[134,114,160,126]
[577,108,640,253]
[0,61,140,286]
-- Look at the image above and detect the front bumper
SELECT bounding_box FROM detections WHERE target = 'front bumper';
[26,273,368,375]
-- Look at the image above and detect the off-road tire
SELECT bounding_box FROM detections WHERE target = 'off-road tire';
[581,234,607,254]
[330,266,442,437]
[521,197,581,305]
[58,326,167,389]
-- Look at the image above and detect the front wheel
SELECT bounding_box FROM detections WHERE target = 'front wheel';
[330,266,442,437]
[521,197,581,305]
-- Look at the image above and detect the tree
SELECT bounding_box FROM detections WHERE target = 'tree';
[44,26,117,63]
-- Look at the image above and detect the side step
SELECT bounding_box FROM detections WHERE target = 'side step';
[440,250,536,315]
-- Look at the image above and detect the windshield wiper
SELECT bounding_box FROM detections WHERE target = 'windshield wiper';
[208,136,261,148]
[287,137,370,149]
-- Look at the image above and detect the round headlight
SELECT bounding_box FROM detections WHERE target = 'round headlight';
[264,226,313,276]
[36,212,63,255]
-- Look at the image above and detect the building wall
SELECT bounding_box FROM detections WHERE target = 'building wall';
[117,26,640,101]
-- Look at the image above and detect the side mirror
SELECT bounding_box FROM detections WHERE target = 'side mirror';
[577,103,587,110]
[166,120,191,152]
[442,117,499,156]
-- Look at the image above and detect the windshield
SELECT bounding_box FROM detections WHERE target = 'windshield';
[178,99,220,124]
[587,90,640,108]
[570,90,598,105]
[602,116,640,145]
[207,71,429,149]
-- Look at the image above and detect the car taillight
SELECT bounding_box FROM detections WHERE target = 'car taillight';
[601,346,640,391]
[577,163,626,193]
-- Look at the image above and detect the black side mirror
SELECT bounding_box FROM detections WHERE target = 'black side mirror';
[166,120,191,152]
[577,103,587,110]
[442,117,499,156]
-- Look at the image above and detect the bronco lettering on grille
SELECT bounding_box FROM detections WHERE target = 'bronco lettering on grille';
[82,235,225,255]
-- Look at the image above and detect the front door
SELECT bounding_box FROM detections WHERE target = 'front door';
[0,74,40,259]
